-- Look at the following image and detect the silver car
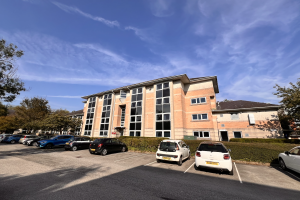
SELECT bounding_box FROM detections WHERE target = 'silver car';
[19,135,39,144]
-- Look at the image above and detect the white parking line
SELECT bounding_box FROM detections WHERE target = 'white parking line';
[234,162,242,183]
[114,155,145,162]
[184,162,195,173]
[144,161,157,166]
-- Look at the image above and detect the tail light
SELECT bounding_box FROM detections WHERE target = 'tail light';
[157,153,160,156]
[224,154,230,160]
[24,136,26,138]
[89,144,91,146]
[98,143,103,148]
[196,152,201,157]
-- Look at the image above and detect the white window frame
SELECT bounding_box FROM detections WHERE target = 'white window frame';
[233,131,242,138]
[193,131,210,138]
[129,87,143,137]
[192,113,209,121]
[99,94,112,137]
[120,90,127,98]
[191,97,206,105]
[84,97,96,136]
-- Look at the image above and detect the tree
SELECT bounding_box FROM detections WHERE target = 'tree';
[14,97,51,132]
[0,101,8,116]
[274,78,300,124]
[0,39,26,102]
[0,115,18,133]
[42,109,70,134]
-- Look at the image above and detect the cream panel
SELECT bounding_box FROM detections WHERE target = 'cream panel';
[184,80,213,91]
[215,110,279,122]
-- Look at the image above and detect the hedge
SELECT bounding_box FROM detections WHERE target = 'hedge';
[115,137,299,164]
[230,138,300,144]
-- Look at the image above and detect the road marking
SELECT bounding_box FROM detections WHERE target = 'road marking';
[234,162,242,183]
[144,161,157,166]
[184,162,195,173]
[114,155,145,162]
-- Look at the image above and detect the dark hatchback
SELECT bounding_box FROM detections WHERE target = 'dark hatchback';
[89,138,127,156]
[65,137,91,151]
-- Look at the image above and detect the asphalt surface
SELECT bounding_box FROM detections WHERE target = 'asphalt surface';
[0,143,300,200]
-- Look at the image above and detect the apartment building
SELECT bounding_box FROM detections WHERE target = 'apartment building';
[80,74,281,140]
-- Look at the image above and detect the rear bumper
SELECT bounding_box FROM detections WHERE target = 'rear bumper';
[195,158,232,171]
[156,153,181,162]
[89,147,102,153]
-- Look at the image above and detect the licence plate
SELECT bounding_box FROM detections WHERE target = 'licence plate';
[206,161,219,165]
[66,143,69,145]
[162,157,171,160]
[90,149,95,151]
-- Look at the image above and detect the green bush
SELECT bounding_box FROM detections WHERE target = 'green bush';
[230,138,300,144]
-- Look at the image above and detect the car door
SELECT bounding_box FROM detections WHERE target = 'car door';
[285,148,297,169]
[111,139,121,152]
[82,138,91,149]
[181,142,188,158]
[289,148,300,172]
[104,139,113,152]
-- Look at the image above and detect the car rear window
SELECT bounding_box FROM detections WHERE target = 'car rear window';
[159,142,178,152]
[94,139,104,143]
[198,144,228,153]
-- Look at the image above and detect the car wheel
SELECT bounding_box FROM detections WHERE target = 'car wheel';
[46,144,53,149]
[33,142,37,146]
[229,169,234,175]
[279,159,286,170]
[121,147,126,152]
[178,156,182,166]
[101,149,108,156]
[194,164,198,170]
[188,153,191,160]
[157,159,160,163]
[72,146,78,151]
[10,140,15,144]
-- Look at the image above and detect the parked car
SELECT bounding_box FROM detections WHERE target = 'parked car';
[156,140,191,166]
[19,135,40,144]
[0,134,13,142]
[89,138,127,156]
[194,142,233,175]
[27,135,53,146]
[278,146,300,173]
[37,135,74,149]
[65,137,91,151]
[2,134,24,144]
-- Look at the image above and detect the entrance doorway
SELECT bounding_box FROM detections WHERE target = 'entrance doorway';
[220,131,228,141]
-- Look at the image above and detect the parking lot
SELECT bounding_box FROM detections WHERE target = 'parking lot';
[0,143,300,200]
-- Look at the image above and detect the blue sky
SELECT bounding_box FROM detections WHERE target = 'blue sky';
[1,0,300,111]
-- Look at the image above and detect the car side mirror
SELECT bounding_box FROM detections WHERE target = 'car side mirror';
[285,151,290,155]
[228,149,231,152]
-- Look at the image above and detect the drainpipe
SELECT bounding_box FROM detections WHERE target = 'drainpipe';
[110,90,116,138]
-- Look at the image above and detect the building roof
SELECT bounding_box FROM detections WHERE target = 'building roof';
[213,100,280,113]
[82,74,219,99]
[68,109,84,116]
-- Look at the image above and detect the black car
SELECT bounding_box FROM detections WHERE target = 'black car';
[27,135,54,146]
[89,138,127,156]
[65,137,91,151]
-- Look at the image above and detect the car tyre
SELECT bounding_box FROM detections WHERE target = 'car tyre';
[101,149,108,156]
[46,143,53,149]
[157,159,160,163]
[279,159,286,170]
[72,146,78,151]
[121,147,126,152]
[194,164,198,170]
[229,169,234,175]
[10,140,15,144]
[188,152,191,160]
[178,156,182,166]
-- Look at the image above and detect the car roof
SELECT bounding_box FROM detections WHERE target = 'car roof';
[161,139,182,143]
[200,141,224,145]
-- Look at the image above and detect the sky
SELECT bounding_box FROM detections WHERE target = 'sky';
[1,0,300,111]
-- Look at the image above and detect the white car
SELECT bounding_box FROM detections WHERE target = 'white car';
[0,134,13,142]
[195,142,233,175]
[278,146,300,173]
[156,140,191,166]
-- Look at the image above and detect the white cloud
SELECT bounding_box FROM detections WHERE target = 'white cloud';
[125,26,157,43]
[149,0,174,17]
[52,2,120,28]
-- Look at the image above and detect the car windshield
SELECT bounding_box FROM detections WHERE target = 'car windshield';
[159,142,178,152]
[49,136,57,140]
[69,138,81,142]
[198,144,228,153]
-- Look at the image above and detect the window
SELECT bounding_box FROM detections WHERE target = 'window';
[290,148,300,155]
[221,124,225,127]
[156,82,171,138]
[84,97,96,136]
[231,113,239,120]
[99,94,112,137]
[192,114,208,121]
[193,131,210,138]
[120,107,126,127]
[191,97,206,104]
[130,88,143,136]
[120,90,127,98]
[234,131,242,138]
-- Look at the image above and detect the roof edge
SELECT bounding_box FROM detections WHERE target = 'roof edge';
[212,106,280,113]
